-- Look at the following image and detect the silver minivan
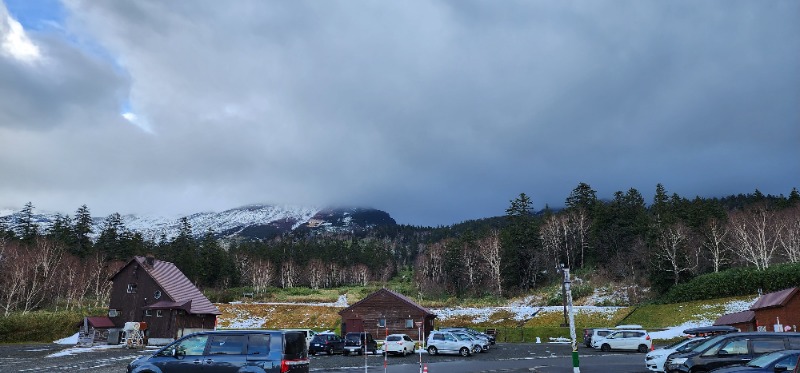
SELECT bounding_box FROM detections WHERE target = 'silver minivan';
[426,331,473,357]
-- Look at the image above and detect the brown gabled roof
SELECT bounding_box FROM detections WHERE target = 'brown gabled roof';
[714,310,755,326]
[110,256,220,315]
[750,287,798,311]
[339,288,436,317]
[83,316,116,329]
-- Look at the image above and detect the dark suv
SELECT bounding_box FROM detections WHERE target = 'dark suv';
[343,332,378,355]
[126,330,308,373]
[309,333,345,355]
[665,332,800,373]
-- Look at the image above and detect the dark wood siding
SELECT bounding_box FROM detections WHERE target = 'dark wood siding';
[754,295,800,332]
[108,262,175,339]
[340,290,435,340]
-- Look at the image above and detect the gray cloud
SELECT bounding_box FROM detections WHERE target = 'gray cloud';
[0,0,797,225]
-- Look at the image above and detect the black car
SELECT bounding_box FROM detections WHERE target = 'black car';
[127,330,308,373]
[709,349,800,373]
[309,333,345,355]
[343,332,378,355]
[665,332,800,373]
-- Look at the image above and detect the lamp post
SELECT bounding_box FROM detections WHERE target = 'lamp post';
[562,265,580,373]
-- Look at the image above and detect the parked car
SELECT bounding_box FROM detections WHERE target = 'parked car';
[441,327,496,345]
[708,349,800,373]
[308,333,345,355]
[665,332,800,373]
[451,331,485,354]
[282,328,318,348]
[426,331,474,357]
[343,332,378,355]
[584,328,614,348]
[127,330,309,373]
[592,329,652,352]
[645,337,707,372]
[383,334,416,356]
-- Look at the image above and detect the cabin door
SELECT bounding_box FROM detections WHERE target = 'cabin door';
[346,319,364,333]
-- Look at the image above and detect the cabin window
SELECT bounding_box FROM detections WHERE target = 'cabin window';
[378,318,386,327]
[405,319,413,328]
[156,310,163,317]
[127,283,137,293]
[145,310,152,317]
[108,309,119,317]
[153,290,162,299]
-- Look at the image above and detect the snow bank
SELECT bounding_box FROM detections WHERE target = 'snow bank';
[54,333,79,345]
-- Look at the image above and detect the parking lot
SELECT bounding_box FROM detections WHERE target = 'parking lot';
[0,342,651,372]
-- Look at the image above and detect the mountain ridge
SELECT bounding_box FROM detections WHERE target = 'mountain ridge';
[0,204,397,241]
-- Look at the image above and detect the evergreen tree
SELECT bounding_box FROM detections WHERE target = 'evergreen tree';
[500,193,543,292]
[73,205,94,257]
[17,202,39,244]
[565,182,598,214]
[169,217,199,283]
[47,213,76,250]
[96,213,133,260]
[198,229,228,288]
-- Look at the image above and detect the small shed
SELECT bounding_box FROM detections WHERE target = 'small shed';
[339,288,436,341]
[76,316,116,346]
[713,310,756,332]
[750,287,800,332]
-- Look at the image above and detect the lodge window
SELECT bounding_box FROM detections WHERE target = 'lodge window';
[405,319,413,328]
[145,310,152,317]
[127,283,137,293]
[156,310,163,317]
[378,318,386,327]
[108,309,120,317]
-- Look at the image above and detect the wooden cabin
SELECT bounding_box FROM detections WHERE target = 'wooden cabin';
[339,288,436,341]
[107,256,220,345]
[750,287,800,332]
[713,310,756,332]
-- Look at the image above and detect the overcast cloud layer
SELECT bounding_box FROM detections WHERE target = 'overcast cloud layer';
[1,0,798,226]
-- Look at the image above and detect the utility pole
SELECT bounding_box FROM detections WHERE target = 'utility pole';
[563,265,580,373]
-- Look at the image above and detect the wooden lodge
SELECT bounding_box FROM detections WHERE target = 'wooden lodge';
[107,256,220,345]
[339,288,436,340]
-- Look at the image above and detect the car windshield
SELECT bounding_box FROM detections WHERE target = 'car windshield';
[455,333,471,340]
[387,336,401,341]
[311,335,326,342]
[678,338,707,352]
[663,338,693,349]
[346,334,361,340]
[690,334,728,354]
[746,351,787,368]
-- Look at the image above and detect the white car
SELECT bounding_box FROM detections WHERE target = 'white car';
[383,334,416,356]
[592,329,653,352]
[426,331,473,357]
[644,337,706,372]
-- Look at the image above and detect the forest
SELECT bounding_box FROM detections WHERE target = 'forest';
[1,183,799,316]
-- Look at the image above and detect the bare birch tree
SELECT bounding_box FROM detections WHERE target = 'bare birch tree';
[703,218,730,272]
[777,206,800,262]
[728,207,782,270]
[653,223,698,284]
[478,230,502,296]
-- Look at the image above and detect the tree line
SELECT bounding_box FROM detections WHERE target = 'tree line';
[1,183,798,315]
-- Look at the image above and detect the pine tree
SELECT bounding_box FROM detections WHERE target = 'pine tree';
[17,202,39,244]
[47,214,75,249]
[73,205,94,257]
[500,193,542,292]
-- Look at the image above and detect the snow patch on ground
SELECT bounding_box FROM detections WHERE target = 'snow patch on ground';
[54,332,79,345]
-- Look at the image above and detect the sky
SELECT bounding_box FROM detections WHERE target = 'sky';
[0,1,798,226]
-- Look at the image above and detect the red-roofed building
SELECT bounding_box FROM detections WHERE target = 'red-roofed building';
[749,287,800,332]
[713,310,756,332]
[339,288,436,340]
[107,256,220,344]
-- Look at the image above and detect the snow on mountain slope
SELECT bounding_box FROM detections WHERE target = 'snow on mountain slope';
[0,204,393,241]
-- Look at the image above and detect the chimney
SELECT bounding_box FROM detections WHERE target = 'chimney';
[145,254,155,267]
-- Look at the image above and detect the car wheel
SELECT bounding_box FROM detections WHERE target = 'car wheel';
[601,344,611,352]
[637,344,648,353]
[309,350,316,355]
[327,346,333,355]
[459,347,471,357]
[427,346,437,355]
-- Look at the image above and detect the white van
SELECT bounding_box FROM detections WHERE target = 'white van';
[282,329,318,348]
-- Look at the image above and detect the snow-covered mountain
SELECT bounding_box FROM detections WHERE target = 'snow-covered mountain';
[0,204,396,242]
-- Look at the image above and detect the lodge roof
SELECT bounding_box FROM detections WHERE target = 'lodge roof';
[339,288,436,317]
[750,287,798,311]
[110,256,220,315]
[714,310,755,326]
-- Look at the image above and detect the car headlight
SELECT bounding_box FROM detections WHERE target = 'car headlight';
[670,357,688,365]
[647,354,662,359]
